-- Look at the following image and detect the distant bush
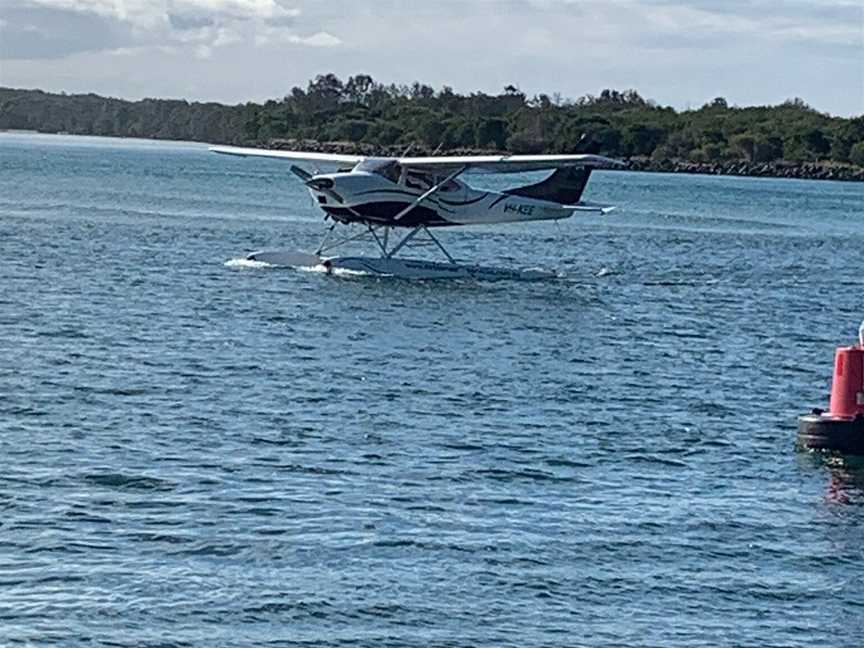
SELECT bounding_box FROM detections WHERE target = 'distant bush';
[1,77,862,168]
[849,142,864,167]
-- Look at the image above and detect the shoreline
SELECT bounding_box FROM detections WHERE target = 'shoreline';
[623,157,864,182]
[4,130,862,182]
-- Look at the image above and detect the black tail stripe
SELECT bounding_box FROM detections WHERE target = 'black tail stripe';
[488,194,508,209]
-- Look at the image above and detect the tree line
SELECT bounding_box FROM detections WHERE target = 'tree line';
[2,74,863,166]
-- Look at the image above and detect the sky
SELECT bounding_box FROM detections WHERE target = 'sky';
[0,0,862,116]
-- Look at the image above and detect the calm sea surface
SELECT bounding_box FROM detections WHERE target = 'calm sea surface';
[2,132,864,647]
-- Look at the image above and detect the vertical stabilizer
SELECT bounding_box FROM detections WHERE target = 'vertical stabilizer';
[503,166,594,205]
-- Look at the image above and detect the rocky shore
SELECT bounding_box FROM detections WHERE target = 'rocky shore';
[624,157,864,182]
[268,139,864,182]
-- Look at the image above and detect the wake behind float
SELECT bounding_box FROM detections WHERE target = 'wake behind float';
[798,322,864,454]
[244,249,557,281]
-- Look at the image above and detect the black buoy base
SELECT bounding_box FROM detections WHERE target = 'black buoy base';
[798,413,864,454]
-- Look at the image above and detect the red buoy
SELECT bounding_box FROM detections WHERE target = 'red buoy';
[798,323,864,454]
[828,346,864,417]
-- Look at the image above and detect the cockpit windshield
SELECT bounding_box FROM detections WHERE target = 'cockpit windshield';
[354,158,401,183]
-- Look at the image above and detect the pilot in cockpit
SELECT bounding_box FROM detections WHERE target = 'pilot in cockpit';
[405,171,432,191]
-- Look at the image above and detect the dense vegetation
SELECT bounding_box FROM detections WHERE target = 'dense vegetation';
[2,74,863,167]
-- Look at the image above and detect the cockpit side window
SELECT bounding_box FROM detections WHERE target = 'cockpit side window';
[354,160,463,191]
[404,171,461,192]
[380,162,401,183]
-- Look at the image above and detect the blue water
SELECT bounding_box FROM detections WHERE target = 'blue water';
[2,132,864,647]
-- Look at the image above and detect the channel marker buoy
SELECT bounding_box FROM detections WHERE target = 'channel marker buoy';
[798,321,864,454]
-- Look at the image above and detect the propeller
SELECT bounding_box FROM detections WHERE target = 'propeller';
[290,164,312,182]
[292,164,325,215]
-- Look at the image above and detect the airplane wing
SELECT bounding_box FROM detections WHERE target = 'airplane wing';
[210,146,624,175]
[209,145,364,169]
[399,153,624,174]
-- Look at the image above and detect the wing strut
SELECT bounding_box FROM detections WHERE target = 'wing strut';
[393,165,467,222]
[318,224,386,255]
[424,228,456,263]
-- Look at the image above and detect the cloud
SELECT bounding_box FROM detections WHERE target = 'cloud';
[282,31,341,47]
[0,5,133,59]
[24,0,298,25]
[624,0,863,51]
[1,0,860,116]
[287,0,863,115]
[0,0,332,60]
[168,12,215,31]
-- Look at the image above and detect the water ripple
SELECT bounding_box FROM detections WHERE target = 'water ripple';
[1,134,863,647]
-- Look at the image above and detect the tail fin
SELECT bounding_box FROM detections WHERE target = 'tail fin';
[504,166,593,205]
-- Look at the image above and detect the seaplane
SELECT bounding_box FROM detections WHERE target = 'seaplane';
[211,144,623,280]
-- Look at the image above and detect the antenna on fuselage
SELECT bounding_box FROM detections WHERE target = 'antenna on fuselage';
[399,143,414,157]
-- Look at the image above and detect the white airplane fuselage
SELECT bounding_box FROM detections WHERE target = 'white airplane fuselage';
[308,169,573,228]
[212,144,619,279]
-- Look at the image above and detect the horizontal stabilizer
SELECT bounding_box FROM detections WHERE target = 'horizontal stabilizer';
[568,202,616,214]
